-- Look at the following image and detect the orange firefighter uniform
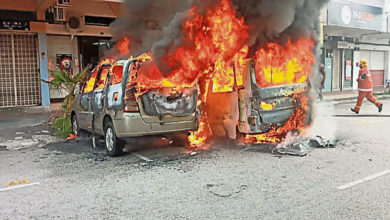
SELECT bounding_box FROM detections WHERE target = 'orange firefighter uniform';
[352,59,383,114]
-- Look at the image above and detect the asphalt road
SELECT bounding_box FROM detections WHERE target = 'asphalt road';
[0,99,390,219]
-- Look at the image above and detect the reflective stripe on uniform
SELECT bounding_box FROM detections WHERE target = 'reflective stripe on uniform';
[358,88,373,92]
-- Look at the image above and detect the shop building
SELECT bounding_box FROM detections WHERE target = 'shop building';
[321,0,390,92]
[0,0,122,107]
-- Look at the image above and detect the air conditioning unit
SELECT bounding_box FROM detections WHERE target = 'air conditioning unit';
[66,13,85,33]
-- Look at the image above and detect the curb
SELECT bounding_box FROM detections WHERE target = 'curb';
[324,94,390,104]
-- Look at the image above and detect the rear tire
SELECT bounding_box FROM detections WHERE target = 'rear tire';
[104,121,124,157]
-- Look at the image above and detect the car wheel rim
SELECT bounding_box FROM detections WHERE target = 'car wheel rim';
[106,127,114,152]
[72,118,78,135]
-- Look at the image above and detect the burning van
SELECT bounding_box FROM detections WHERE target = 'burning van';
[71,56,199,156]
[204,38,314,144]
[237,59,310,140]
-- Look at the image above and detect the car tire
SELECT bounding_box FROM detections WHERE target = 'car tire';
[71,114,80,136]
[104,121,124,157]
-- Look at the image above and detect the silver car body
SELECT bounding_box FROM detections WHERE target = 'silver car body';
[71,59,198,139]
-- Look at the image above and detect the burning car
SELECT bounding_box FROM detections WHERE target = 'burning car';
[71,56,199,156]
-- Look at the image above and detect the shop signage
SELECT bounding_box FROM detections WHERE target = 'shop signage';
[0,20,30,31]
[328,0,384,31]
[337,41,355,49]
[345,59,352,80]
[56,54,73,72]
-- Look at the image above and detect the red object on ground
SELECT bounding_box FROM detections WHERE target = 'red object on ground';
[66,134,77,140]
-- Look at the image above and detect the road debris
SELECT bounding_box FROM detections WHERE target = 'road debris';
[133,153,153,162]
[0,145,6,151]
[66,134,77,142]
[272,135,336,156]
[6,179,30,187]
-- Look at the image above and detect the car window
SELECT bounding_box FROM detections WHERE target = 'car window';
[83,69,98,93]
[95,67,110,90]
[111,65,124,85]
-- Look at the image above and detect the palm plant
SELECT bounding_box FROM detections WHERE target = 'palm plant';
[44,66,91,136]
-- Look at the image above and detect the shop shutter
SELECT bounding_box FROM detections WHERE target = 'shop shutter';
[0,33,40,107]
[332,49,340,90]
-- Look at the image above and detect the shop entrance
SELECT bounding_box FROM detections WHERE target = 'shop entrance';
[343,49,353,90]
[0,32,40,107]
[78,37,112,69]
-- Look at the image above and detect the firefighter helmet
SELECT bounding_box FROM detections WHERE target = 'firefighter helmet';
[360,59,368,67]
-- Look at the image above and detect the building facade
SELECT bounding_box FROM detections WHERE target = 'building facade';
[0,0,122,107]
[321,0,390,92]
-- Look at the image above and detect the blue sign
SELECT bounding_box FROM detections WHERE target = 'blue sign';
[328,0,384,31]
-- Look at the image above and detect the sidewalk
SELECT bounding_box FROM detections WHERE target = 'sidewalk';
[0,106,51,130]
[323,87,390,103]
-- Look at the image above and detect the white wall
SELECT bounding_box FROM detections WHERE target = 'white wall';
[47,35,79,99]
[353,51,360,90]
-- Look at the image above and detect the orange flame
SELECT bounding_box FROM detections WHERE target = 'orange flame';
[118,37,130,56]
[244,91,310,144]
[93,0,317,148]
[255,38,315,88]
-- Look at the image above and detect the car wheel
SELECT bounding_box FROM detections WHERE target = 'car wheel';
[104,121,124,157]
[71,114,80,136]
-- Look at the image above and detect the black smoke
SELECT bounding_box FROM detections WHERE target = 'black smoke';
[111,0,328,76]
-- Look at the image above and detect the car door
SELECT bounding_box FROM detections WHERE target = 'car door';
[91,65,111,134]
[78,69,98,129]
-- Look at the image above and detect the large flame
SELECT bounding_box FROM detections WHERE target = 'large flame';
[118,37,130,56]
[255,38,315,88]
[94,0,317,148]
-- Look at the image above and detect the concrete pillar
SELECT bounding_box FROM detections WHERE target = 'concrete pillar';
[353,50,360,90]
[38,33,50,107]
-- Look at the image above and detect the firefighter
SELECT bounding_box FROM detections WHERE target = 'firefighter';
[351,59,383,114]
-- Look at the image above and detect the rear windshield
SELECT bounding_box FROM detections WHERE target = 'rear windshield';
[254,63,309,88]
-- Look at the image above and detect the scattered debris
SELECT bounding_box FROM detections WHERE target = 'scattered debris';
[190,152,197,156]
[41,130,50,134]
[66,134,77,141]
[6,179,30,187]
[272,135,336,156]
[133,153,153,162]
[308,136,336,148]
[94,157,106,162]
[15,131,26,135]
[273,141,312,157]
[14,136,23,140]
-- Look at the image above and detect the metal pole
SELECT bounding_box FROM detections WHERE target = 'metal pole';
[11,34,17,106]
